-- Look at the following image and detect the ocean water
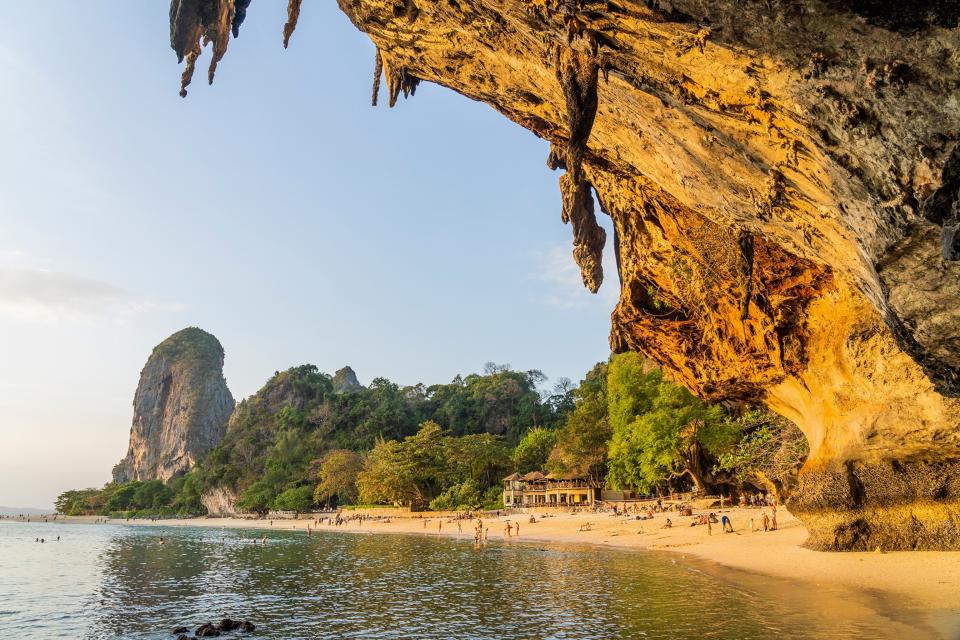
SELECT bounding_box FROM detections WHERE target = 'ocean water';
[0,521,939,639]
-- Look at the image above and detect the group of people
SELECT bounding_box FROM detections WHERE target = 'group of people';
[738,492,778,509]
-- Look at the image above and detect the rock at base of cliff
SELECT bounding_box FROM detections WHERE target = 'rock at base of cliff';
[790,458,960,551]
[201,487,239,517]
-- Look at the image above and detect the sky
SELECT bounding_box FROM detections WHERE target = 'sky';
[0,2,617,509]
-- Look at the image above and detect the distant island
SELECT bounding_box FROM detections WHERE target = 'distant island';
[57,328,801,522]
[0,506,50,517]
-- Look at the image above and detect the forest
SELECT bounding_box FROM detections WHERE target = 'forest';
[56,355,807,517]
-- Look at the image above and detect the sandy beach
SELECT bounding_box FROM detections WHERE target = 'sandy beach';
[24,505,959,625]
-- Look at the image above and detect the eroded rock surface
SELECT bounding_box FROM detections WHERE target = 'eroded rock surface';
[166,1,960,549]
[113,328,235,483]
[201,486,239,517]
[332,366,363,393]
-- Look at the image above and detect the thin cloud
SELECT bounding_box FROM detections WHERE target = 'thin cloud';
[0,268,184,324]
[530,243,619,309]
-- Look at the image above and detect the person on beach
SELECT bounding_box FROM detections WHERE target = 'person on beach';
[721,515,734,533]
[262,536,267,545]
[762,512,770,531]
[438,521,442,534]
[159,537,165,545]
[505,522,512,538]
[771,508,778,531]
[515,522,519,537]
[458,521,462,534]
[662,518,672,529]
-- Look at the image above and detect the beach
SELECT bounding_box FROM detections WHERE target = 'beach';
[28,505,960,622]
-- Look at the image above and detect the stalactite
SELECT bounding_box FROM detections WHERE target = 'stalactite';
[170,0,239,97]
[232,0,251,37]
[179,41,202,98]
[561,173,606,292]
[382,55,421,108]
[372,49,383,107]
[283,0,303,49]
[554,47,604,293]
[207,0,235,85]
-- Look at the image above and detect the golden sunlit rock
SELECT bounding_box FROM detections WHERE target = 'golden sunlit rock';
[169,0,960,550]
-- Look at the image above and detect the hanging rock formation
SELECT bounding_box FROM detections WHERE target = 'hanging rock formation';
[113,328,235,483]
[165,1,960,550]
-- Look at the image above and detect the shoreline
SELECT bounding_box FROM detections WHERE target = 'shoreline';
[11,507,960,629]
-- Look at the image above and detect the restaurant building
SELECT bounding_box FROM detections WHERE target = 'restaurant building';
[502,471,600,507]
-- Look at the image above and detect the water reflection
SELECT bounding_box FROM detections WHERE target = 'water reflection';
[0,523,938,639]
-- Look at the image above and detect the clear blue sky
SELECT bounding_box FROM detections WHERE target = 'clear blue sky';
[0,2,616,508]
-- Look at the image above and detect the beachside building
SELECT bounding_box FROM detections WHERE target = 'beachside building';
[502,471,600,508]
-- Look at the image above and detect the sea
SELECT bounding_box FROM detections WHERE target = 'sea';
[0,520,946,639]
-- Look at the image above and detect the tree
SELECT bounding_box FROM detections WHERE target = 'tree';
[312,449,363,506]
[356,421,451,509]
[131,480,173,510]
[105,482,141,512]
[272,486,314,513]
[512,427,559,473]
[544,377,576,415]
[170,472,205,515]
[483,362,511,375]
[547,361,610,484]
[237,480,274,514]
[605,353,740,493]
[715,410,809,497]
[445,432,511,488]
[55,488,100,515]
[428,480,484,511]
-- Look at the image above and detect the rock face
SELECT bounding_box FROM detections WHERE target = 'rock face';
[201,486,239,517]
[332,366,362,393]
[113,328,235,483]
[166,2,960,549]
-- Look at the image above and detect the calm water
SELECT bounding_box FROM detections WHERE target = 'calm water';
[0,521,941,639]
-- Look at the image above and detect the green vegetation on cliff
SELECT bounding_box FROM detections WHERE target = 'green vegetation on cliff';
[60,355,807,517]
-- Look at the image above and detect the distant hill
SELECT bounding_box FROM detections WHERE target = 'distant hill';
[0,506,50,516]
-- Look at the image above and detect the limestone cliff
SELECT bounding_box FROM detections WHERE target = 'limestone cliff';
[166,1,960,550]
[113,328,235,483]
[332,366,363,393]
[201,486,239,517]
